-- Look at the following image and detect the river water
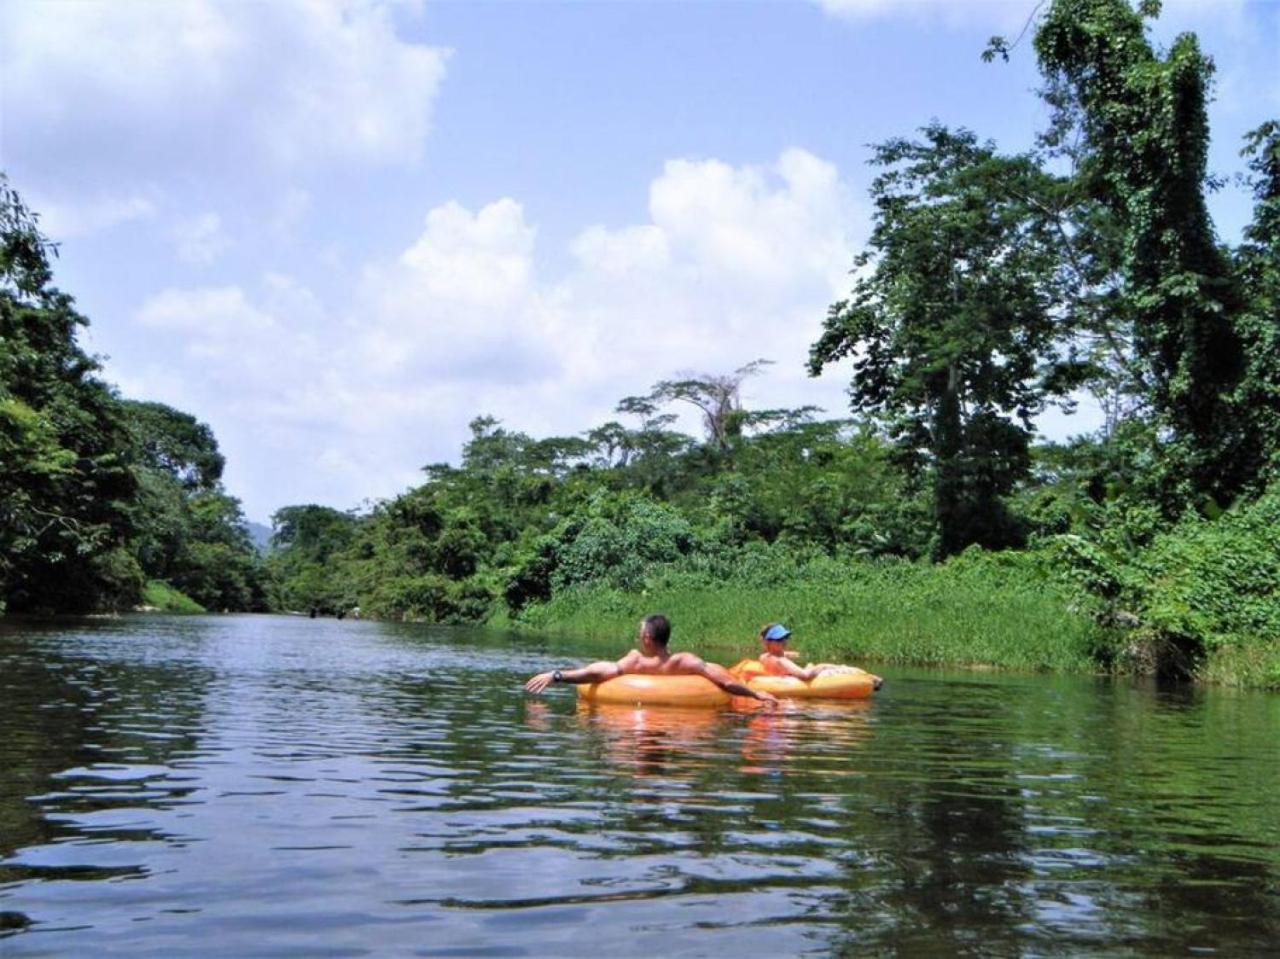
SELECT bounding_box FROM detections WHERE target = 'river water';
[1,614,1277,956]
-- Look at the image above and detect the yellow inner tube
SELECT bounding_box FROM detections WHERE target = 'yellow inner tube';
[577,673,731,707]
[730,660,879,700]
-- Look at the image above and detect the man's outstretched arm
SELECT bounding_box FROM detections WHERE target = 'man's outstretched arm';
[699,661,777,705]
[524,654,634,694]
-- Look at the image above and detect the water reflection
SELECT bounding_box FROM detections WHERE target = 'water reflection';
[0,619,213,890]
[578,703,729,779]
[0,617,1277,956]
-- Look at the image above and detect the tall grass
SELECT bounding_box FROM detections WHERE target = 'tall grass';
[505,547,1099,673]
[142,580,206,614]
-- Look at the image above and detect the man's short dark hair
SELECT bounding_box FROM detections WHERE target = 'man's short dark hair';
[642,614,671,647]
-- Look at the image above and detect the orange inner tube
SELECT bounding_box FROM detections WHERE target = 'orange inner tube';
[729,660,880,700]
[577,673,732,707]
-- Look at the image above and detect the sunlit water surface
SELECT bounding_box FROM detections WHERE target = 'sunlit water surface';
[1,615,1277,956]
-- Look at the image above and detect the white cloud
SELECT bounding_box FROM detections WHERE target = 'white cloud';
[813,0,1032,30]
[646,148,855,290]
[814,0,896,18]
[1,1,449,191]
[137,286,273,337]
[172,212,229,266]
[572,224,671,275]
[120,149,867,517]
[31,193,157,239]
[397,199,535,306]
[353,198,557,383]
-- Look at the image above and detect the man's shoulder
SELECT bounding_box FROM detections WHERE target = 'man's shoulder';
[668,651,706,670]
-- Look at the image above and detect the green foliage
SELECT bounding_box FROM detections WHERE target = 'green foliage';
[809,124,1085,557]
[122,401,265,611]
[550,492,698,592]
[0,179,265,615]
[1034,0,1254,503]
[0,176,139,612]
[124,400,225,490]
[265,505,359,613]
[515,545,1097,674]
[1053,486,1280,683]
[1232,121,1280,484]
[269,387,933,624]
[142,579,207,614]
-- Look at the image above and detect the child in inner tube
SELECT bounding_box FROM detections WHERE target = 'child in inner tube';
[757,623,865,681]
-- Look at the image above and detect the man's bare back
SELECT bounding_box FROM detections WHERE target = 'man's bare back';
[524,614,775,704]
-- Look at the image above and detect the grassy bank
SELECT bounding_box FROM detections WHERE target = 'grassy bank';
[141,580,206,614]
[499,532,1280,688]
[499,548,1103,673]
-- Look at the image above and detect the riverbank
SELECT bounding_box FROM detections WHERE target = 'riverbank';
[496,549,1103,673]
[496,544,1280,689]
[140,580,206,614]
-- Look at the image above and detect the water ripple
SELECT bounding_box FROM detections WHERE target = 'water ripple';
[1,616,1278,956]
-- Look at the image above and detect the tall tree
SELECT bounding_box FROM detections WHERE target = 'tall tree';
[121,399,263,609]
[648,359,772,456]
[0,176,140,611]
[810,125,1085,557]
[124,400,225,491]
[1232,121,1280,482]
[1032,0,1250,503]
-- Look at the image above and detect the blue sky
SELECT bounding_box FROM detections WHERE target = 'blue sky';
[2,0,1277,523]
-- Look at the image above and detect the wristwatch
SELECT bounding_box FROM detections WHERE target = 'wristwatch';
[552,670,564,683]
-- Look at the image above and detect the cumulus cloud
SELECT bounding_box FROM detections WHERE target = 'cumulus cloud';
[353,198,560,383]
[120,149,867,516]
[1,0,448,234]
[557,148,860,412]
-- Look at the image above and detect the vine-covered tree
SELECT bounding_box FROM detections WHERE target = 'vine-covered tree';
[1232,121,1280,482]
[1032,0,1251,504]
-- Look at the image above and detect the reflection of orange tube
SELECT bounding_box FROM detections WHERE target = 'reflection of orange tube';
[578,702,729,780]
[579,702,727,736]
[740,701,873,774]
[577,674,731,707]
[522,700,553,732]
[739,710,794,774]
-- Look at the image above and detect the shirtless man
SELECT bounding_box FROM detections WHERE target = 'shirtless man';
[524,613,777,704]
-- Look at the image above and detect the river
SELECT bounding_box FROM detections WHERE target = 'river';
[1,614,1277,956]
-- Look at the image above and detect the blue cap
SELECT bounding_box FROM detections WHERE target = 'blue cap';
[763,624,791,641]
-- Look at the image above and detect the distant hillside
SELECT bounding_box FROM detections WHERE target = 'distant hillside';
[247,521,273,553]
